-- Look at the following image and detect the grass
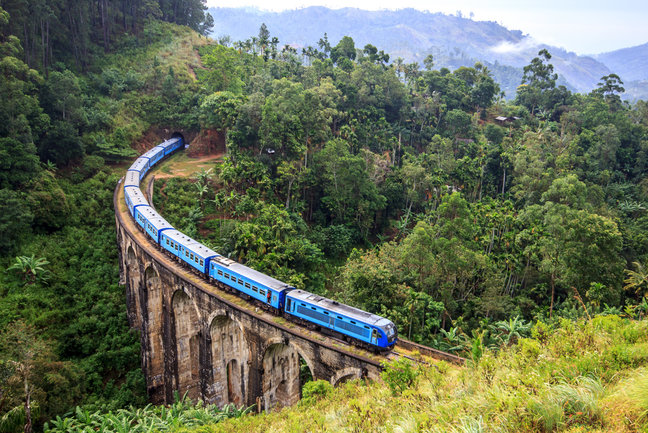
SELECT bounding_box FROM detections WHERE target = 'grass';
[170,316,648,433]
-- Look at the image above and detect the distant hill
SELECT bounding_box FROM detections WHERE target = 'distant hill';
[208,7,648,101]
[594,43,648,101]
[595,43,648,82]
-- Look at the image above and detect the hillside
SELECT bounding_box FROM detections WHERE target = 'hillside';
[596,43,648,82]
[45,316,648,432]
[207,7,620,96]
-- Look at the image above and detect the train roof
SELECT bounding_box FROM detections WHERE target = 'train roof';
[158,137,181,150]
[215,258,294,293]
[129,157,149,173]
[137,206,173,231]
[124,186,149,207]
[141,146,165,160]
[124,171,140,187]
[287,289,392,327]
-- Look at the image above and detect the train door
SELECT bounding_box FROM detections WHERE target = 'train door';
[286,298,292,312]
[371,328,379,345]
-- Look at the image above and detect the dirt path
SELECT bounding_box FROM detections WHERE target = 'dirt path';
[153,152,224,179]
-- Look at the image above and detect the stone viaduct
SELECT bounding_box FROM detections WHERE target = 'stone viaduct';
[114,183,389,411]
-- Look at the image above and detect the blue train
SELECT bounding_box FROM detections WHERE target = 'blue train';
[122,137,397,352]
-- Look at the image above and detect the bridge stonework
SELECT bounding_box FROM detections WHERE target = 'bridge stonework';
[115,189,382,410]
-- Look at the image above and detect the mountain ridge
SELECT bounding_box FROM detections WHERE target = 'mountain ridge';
[208,6,648,100]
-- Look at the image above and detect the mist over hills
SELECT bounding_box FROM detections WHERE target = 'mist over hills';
[208,7,648,100]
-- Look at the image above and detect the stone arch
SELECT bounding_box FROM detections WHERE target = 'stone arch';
[144,265,164,397]
[126,244,137,266]
[261,340,313,411]
[125,245,141,328]
[171,289,201,402]
[207,314,248,407]
[330,367,364,386]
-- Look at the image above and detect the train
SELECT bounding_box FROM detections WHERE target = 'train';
[122,136,398,352]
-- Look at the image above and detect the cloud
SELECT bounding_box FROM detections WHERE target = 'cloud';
[490,37,539,54]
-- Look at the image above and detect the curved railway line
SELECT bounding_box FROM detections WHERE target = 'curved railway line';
[115,141,465,406]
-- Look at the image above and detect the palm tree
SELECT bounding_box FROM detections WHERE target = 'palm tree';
[492,316,531,346]
[195,183,208,210]
[623,261,648,297]
[193,168,213,185]
[7,255,50,284]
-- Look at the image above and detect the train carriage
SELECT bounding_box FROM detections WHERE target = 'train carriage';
[284,289,397,349]
[124,170,140,189]
[134,206,173,244]
[158,137,183,156]
[141,145,166,167]
[124,186,148,217]
[161,230,218,274]
[129,157,150,180]
[209,258,293,310]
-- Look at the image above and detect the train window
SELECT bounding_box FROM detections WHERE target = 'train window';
[301,303,306,307]
[364,325,370,329]
[224,273,230,279]
[166,239,169,245]
[190,253,194,260]
[200,259,204,266]
[324,311,329,315]
[252,286,258,292]
[337,316,343,320]
[259,289,266,296]
[238,278,243,285]
[245,282,250,289]
[217,270,223,276]
[175,244,178,250]
[311,306,316,310]
[350,321,356,324]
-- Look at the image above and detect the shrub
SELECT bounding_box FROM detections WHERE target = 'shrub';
[380,358,419,395]
[301,380,333,405]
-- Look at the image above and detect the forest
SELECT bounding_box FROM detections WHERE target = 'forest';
[1,1,648,431]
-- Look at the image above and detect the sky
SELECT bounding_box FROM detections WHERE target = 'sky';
[205,0,648,55]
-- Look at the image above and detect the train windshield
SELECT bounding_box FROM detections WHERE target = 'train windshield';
[385,323,397,342]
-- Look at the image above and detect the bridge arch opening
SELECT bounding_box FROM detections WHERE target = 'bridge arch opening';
[261,342,313,411]
[125,246,142,328]
[330,367,364,387]
[171,289,200,402]
[143,265,165,399]
[208,314,248,407]
[144,265,163,332]
[126,245,136,266]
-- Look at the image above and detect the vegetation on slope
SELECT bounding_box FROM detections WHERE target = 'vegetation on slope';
[165,315,648,433]
[0,3,215,431]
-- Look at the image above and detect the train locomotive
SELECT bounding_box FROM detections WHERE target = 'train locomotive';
[122,137,398,352]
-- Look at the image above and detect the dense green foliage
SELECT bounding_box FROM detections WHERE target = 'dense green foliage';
[181,31,648,344]
[43,395,250,433]
[0,5,212,432]
[1,0,212,72]
[2,5,648,432]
